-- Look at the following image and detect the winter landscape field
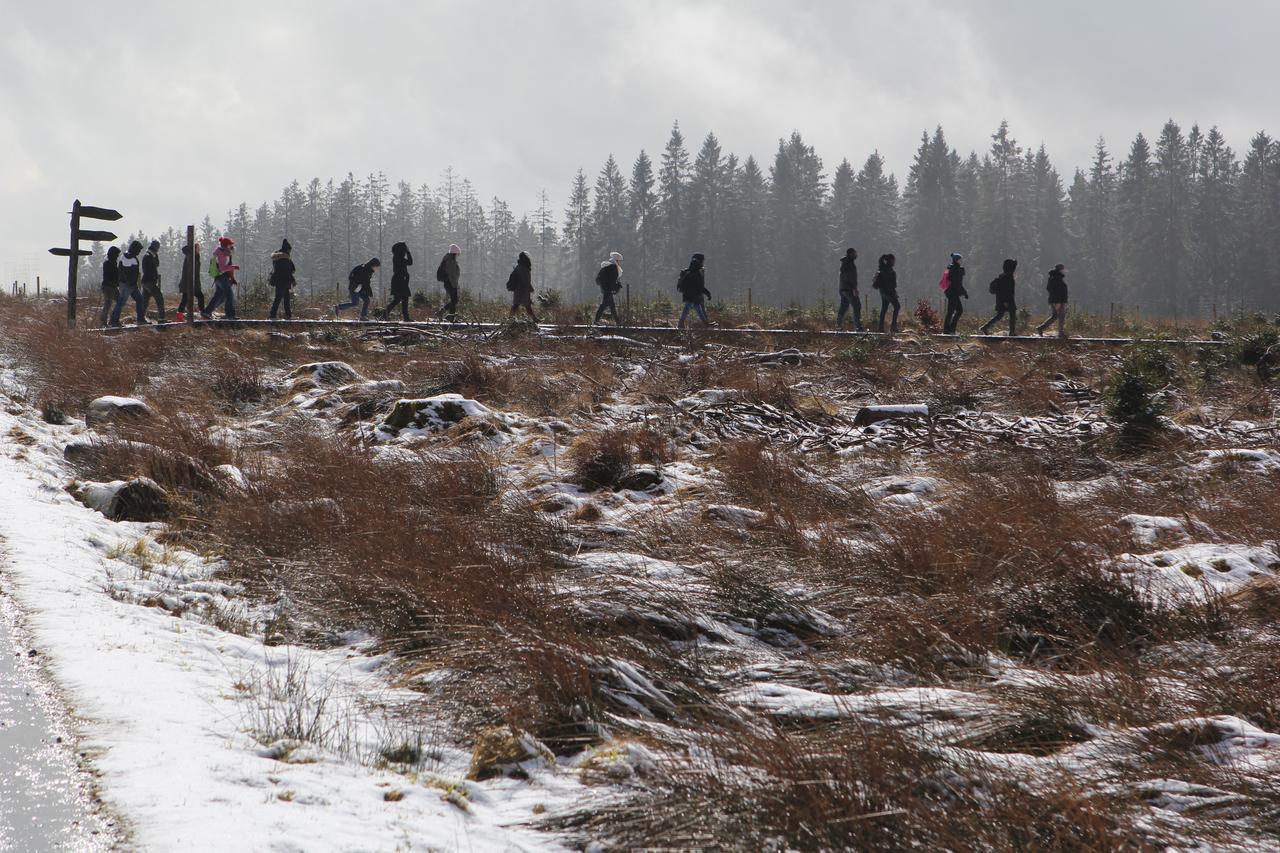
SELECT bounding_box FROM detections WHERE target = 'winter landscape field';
[0,295,1277,850]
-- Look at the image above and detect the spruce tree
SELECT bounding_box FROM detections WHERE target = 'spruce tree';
[658,122,691,274]
[628,151,657,292]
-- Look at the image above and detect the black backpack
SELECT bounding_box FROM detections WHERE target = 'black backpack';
[348,265,362,294]
[505,268,517,292]
[594,265,608,288]
[436,258,447,283]
[989,277,1000,295]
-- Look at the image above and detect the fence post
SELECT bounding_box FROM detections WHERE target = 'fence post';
[185,225,196,326]
[36,276,40,297]
[747,287,753,322]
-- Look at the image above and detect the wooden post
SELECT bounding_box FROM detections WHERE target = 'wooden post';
[747,287,753,321]
[1212,303,1217,323]
[67,200,81,327]
[625,281,631,327]
[36,276,40,297]
[185,225,196,326]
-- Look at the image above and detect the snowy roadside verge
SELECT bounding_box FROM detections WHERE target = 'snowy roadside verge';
[0,397,586,852]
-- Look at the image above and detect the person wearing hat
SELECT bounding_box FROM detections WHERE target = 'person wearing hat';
[836,248,863,332]
[110,239,145,327]
[978,258,1019,336]
[269,239,297,320]
[98,245,121,327]
[176,243,205,320]
[942,252,968,334]
[384,240,414,320]
[336,257,381,320]
[593,251,623,326]
[435,244,461,321]
[137,239,165,323]
[1035,264,1069,338]
[677,252,712,329]
[204,236,240,320]
[872,253,900,334]
[506,251,537,322]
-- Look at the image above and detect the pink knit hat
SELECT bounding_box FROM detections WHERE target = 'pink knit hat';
[448,244,461,255]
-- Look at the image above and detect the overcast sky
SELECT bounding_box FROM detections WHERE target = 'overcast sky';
[3,0,1278,289]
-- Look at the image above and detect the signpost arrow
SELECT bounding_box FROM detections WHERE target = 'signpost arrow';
[48,248,92,257]
[76,206,123,222]
[75,229,118,243]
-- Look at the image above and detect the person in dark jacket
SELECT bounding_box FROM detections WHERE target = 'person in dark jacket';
[98,246,121,327]
[836,248,864,332]
[335,258,380,320]
[942,252,968,334]
[110,240,144,327]
[1035,264,1069,338]
[979,258,1019,336]
[435,244,461,321]
[176,244,205,319]
[269,239,297,320]
[506,251,537,322]
[593,251,623,326]
[137,239,164,323]
[677,253,712,329]
[382,242,414,321]
[872,253,900,333]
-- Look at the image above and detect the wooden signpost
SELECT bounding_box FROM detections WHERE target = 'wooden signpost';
[49,199,122,327]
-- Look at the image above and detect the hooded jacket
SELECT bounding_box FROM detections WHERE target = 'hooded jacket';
[595,260,621,292]
[507,252,533,295]
[990,259,1017,302]
[391,243,413,283]
[946,261,967,298]
[438,253,460,290]
[270,251,296,289]
[179,246,201,292]
[119,241,143,288]
[141,243,161,285]
[1046,268,1067,303]
[839,255,858,293]
[677,255,710,303]
[348,260,378,297]
[872,256,897,292]
[101,247,121,289]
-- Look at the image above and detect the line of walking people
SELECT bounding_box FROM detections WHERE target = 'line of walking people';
[836,249,1070,338]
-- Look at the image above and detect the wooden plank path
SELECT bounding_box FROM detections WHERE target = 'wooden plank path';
[86,317,1227,347]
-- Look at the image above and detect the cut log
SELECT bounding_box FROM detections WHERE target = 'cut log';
[853,404,930,427]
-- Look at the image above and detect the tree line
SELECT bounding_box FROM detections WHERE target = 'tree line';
[81,119,1280,317]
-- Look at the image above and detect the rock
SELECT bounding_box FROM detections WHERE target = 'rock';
[615,468,664,491]
[285,361,362,392]
[64,438,220,493]
[84,396,153,429]
[379,395,512,437]
[853,404,929,427]
[109,477,171,521]
[467,725,554,781]
[71,478,171,521]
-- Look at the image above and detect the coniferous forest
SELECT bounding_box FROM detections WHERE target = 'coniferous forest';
[85,119,1280,318]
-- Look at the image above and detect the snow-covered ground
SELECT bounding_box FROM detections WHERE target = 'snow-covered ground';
[0,393,605,852]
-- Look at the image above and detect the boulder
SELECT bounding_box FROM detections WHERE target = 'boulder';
[85,396,154,429]
[615,468,664,492]
[285,361,362,392]
[380,394,508,436]
[109,477,172,521]
[71,477,171,521]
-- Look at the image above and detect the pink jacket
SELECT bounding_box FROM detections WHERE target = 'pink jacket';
[213,245,239,277]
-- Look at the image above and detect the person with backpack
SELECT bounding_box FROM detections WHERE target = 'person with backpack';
[942,252,968,334]
[98,245,121,327]
[872,253,900,333]
[1035,264,1069,338]
[138,239,165,323]
[593,251,623,326]
[506,251,537,322]
[269,239,297,320]
[335,258,380,320]
[836,248,864,332]
[677,253,712,329]
[978,258,1019,336]
[435,244,461,321]
[203,236,240,320]
[176,243,205,320]
[382,242,414,321]
[109,240,144,327]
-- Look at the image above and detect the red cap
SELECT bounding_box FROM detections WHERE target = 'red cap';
[218,236,235,247]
